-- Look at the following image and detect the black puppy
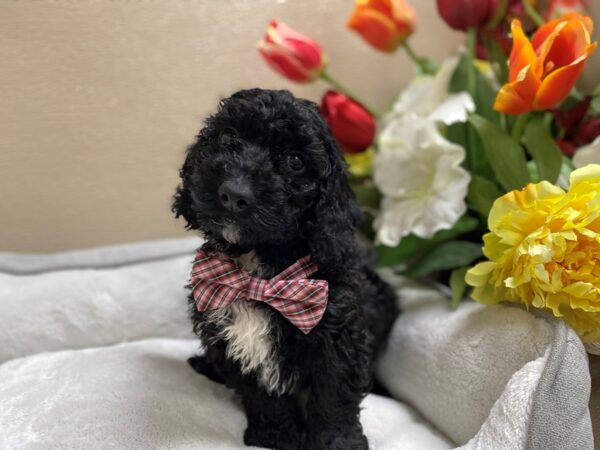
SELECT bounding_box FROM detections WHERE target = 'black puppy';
[173,88,397,450]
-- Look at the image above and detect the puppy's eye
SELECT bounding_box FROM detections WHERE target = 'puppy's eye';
[287,153,305,172]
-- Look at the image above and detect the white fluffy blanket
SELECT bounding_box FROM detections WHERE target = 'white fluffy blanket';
[0,238,593,449]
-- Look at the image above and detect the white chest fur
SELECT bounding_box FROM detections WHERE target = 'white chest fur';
[203,251,295,394]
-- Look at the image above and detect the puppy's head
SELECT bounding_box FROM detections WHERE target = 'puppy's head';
[173,89,360,269]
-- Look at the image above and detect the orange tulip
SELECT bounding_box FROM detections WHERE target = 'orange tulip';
[494,13,597,115]
[347,0,417,52]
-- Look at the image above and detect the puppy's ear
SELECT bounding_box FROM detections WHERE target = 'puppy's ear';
[172,148,200,230]
[301,103,361,272]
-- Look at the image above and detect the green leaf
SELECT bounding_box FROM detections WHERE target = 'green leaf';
[446,122,468,148]
[376,215,480,267]
[561,155,575,175]
[449,53,469,93]
[450,267,469,310]
[474,71,501,125]
[570,87,585,102]
[481,34,508,85]
[376,235,423,267]
[446,122,496,181]
[405,241,483,278]
[523,114,563,184]
[590,96,600,116]
[417,57,440,76]
[450,54,500,124]
[486,0,507,28]
[527,160,540,183]
[556,156,575,189]
[352,184,382,210]
[466,123,494,178]
[469,114,531,191]
[467,174,502,218]
[357,212,376,242]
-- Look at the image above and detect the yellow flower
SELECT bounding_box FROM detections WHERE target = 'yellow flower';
[345,146,374,178]
[466,164,600,342]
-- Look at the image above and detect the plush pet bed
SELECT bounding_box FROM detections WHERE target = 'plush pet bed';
[0,238,593,449]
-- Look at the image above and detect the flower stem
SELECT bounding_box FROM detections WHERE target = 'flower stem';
[320,71,379,118]
[402,41,421,67]
[402,41,438,75]
[512,113,531,143]
[487,0,508,29]
[523,0,545,27]
[500,113,508,133]
[466,28,477,100]
[465,27,478,171]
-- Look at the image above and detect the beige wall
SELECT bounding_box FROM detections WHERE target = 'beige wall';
[1,0,598,253]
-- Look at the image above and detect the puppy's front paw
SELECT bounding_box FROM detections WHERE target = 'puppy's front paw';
[187,355,225,384]
[305,428,368,450]
[244,424,302,450]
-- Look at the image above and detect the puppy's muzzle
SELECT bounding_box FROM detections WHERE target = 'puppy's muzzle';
[218,180,255,213]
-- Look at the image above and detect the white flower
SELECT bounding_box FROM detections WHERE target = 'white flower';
[573,136,600,168]
[372,56,474,246]
[373,116,470,246]
[389,56,475,125]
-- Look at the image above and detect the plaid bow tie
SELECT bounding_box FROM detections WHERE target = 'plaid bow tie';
[190,250,328,334]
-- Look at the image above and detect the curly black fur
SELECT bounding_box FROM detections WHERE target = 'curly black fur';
[173,89,398,450]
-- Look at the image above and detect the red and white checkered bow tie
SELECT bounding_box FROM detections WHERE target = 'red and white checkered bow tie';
[190,250,328,334]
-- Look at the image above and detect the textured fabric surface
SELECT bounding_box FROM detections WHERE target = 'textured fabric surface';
[376,277,551,445]
[0,237,201,275]
[0,254,195,363]
[376,275,593,449]
[457,352,549,449]
[0,338,453,450]
[525,315,593,450]
[0,239,593,449]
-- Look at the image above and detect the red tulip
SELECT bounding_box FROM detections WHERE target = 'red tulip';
[488,0,538,22]
[577,117,600,144]
[553,97,592,135]
[258,20,326,83]
[320,91,376,154]
[436,0,491,31]
[546,0,589,20]
[347,0,417,53]
[552,97,600,156]
[478,1,538,60]
[477,27,512,59]
[556,139,577,156]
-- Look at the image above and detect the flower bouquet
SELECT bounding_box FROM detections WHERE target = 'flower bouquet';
[257,0,600,344]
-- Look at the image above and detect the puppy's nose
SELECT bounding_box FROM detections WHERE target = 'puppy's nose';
[218,180,255,213]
